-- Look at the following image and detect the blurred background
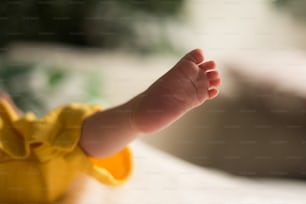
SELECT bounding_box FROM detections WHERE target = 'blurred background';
[2,0,306,179]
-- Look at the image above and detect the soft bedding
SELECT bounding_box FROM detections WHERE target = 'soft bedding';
[69,141,306,204]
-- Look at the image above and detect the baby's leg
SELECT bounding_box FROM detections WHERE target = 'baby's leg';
[133,49,220,133]
[80,49,221,157]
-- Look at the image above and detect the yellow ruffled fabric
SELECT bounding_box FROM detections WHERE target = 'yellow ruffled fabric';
[0,100,132,203]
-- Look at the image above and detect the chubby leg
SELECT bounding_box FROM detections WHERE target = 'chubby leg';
[80,49,221,157]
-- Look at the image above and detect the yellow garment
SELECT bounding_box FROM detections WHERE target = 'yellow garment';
[0,100,132,203]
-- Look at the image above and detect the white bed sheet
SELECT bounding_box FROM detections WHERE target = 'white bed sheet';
[76,141,306,204]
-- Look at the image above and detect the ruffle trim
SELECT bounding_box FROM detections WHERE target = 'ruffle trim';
[0,99,132,186]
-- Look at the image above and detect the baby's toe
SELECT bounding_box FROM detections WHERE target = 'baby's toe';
[207,70,219,80]
[182,49,205,64]
[208,88,219,99]
[207,70,221,87]
[209,78,221,87]
[199,60,216,71]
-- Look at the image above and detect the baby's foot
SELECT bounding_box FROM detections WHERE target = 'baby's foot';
[132,49,221,133]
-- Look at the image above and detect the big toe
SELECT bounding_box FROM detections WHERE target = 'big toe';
[180,49,204,65]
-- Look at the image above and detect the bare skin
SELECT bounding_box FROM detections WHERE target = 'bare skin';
[80,49,221,158]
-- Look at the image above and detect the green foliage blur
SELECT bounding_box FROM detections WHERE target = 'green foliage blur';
[0,61,46,114]
[0,0,184,113]
[273,0,306,22]
[0,61,103,116]
[0,0,184,51]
